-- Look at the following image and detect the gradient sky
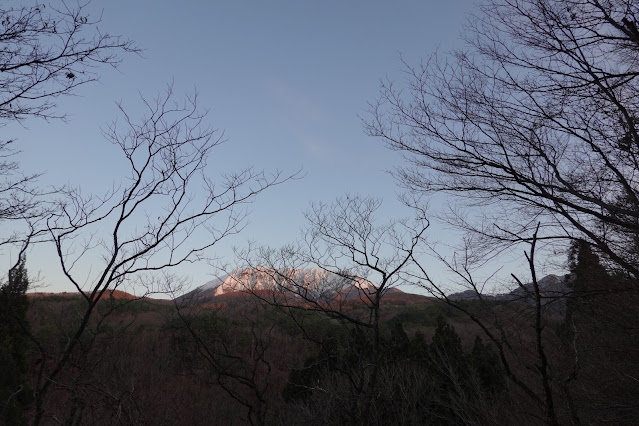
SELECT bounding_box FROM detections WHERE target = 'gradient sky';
[8,0,486,293]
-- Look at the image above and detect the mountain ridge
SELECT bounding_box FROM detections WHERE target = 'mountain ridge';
[177,267,405,305]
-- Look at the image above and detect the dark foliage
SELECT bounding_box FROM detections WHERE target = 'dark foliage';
[562,242,639,423]
[0,257,32,425]
[282,315,504,425]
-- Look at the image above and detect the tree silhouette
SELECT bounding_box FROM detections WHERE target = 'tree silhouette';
[0,255,32,425]
[0,1,139,251]
[367,1,639,422]
[29,87,293,425]
[366,0,639,274]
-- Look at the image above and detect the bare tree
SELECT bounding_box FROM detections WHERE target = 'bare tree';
[366,0,639,423]
[27,86,292,425]
[233,195,429,424]
[0,1,138,121]
[407,226,568,424]
[0,0,139,250]
[172,294,277,426]
[366,0,639,274]
[0,5,138,421]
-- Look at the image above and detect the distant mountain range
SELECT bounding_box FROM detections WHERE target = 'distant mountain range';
[176,268,571,312]
[449,274,569,314]
[30,270,570,313]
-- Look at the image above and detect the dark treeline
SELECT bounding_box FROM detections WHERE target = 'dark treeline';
[3,253,636,425]
[4,287,507,424]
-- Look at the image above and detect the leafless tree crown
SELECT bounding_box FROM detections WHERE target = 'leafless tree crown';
[366,0,639,273]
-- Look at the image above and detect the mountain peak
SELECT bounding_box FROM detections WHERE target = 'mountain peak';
[179,267,378,304]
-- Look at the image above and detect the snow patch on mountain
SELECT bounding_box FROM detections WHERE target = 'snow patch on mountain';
[181,267,378,304]
[209,267,375,297]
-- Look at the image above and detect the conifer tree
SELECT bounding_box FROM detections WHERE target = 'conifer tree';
[470,336,504,396]
[564,240,639,422]
[565,241,610,329]
[0,257,32,425]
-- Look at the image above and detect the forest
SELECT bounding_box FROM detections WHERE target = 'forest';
[2,0,639,424]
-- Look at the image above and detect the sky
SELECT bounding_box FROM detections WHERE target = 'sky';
[5,0,497,294]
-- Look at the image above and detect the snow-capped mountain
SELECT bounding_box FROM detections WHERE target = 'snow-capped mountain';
[177,267,378,305]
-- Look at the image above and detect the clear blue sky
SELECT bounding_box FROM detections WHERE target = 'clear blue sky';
[10,0,480,293]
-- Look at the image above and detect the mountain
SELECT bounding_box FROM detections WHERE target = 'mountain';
[449,274,569,314]
[28,289,139,300]
[177,267,389,305]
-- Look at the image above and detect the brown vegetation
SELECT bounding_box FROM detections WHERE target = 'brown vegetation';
[21,290,503,425]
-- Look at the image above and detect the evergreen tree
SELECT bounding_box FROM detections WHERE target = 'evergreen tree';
[470,336,504,396]
[564,240,639,422]
[430,315,464,362]
[0,256,32,425]
[429,316,505,424]
[429,316,469,424]
[388,317,410,358]
[565,241,610,332]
